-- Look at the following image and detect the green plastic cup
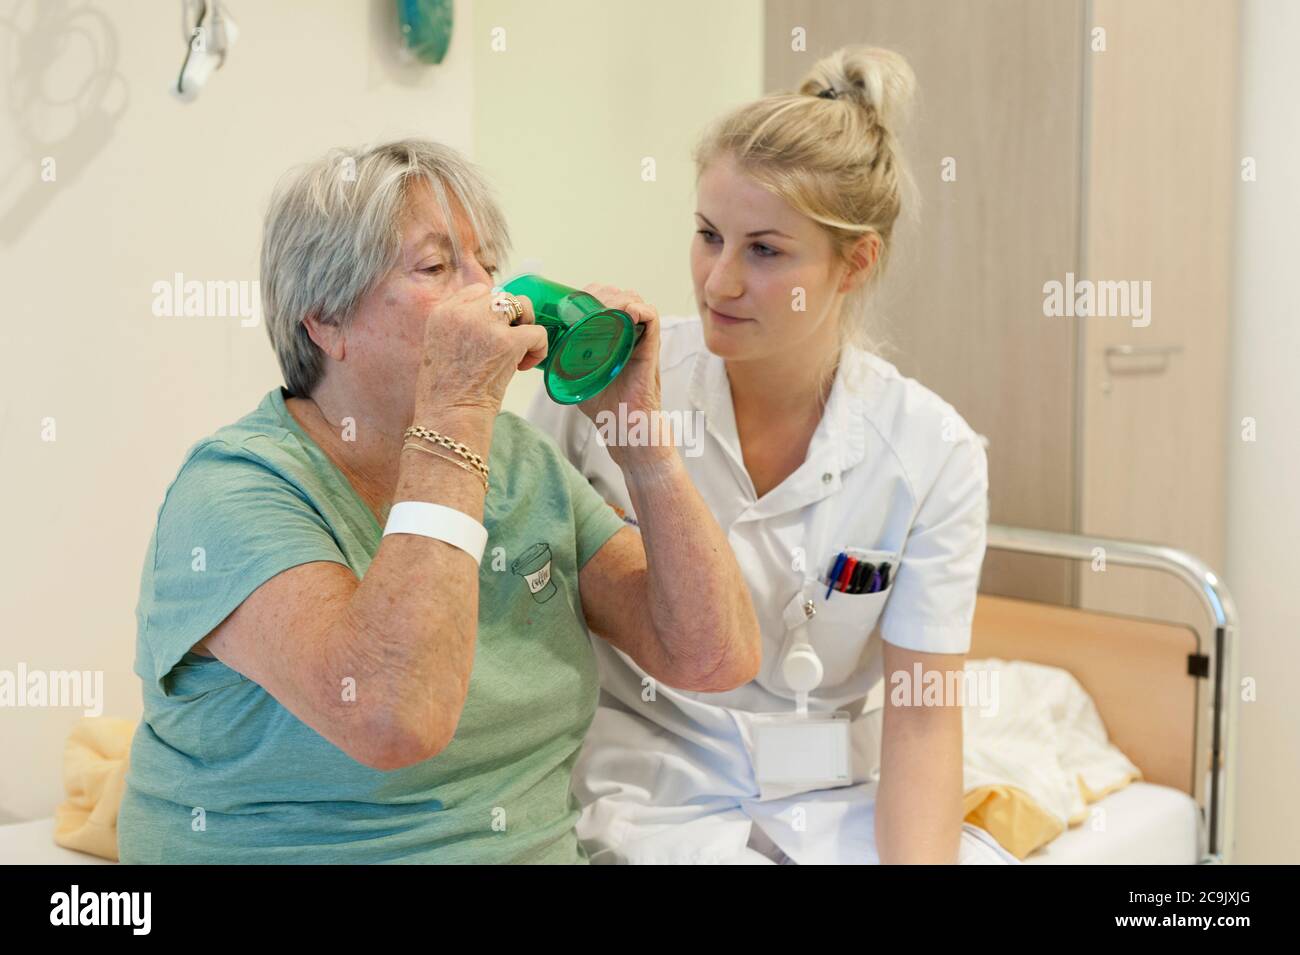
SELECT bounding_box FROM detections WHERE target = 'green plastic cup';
[500,274,645,405]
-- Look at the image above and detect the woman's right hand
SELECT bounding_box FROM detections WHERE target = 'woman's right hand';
[415,283,548,416]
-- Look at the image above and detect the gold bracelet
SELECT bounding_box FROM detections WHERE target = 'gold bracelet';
[402,442,489,493]
[402,442,489,492]
[410,436,489,485]
[403,426,489,480]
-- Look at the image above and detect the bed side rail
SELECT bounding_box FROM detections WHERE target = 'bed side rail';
[984,524,1238,864]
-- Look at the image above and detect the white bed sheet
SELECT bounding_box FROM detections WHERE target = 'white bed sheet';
[0,817,115,865]
[0,781,1203,865]
[1024,781,1204,864]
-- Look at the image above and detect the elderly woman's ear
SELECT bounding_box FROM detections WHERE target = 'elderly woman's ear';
[301,309,347,363]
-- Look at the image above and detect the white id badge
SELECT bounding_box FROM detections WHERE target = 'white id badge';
[753,711,852,788]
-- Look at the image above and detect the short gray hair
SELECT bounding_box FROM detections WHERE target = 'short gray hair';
[260,138,512,397]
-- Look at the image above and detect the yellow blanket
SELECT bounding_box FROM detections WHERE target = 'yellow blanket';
[53,716,134,862]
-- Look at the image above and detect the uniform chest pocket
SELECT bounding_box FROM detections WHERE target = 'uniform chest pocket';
[804,548,899,689]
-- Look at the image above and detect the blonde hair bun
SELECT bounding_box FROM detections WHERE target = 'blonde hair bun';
[798,46,916,134]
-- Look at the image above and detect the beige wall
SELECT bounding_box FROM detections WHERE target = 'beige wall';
[0,0,476,821]
[1226,0,1300,866]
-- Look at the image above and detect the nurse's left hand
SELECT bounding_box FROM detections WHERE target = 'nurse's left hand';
[575,284,669,466]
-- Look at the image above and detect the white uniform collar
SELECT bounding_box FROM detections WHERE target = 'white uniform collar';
[687,346,872,521]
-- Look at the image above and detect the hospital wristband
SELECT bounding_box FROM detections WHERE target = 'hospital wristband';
[382,501,488,563]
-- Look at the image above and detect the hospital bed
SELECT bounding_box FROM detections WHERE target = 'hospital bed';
[975,525,1236,865]
[0,524,1235,866]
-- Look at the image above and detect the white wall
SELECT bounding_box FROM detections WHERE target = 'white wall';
[1224,0,1300,865]
[0,0,475,821]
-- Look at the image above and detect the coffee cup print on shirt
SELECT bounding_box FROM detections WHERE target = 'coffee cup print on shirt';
[512,543,557,603]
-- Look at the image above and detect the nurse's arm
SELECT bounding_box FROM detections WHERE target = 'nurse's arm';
[578,450,761,693]
[875,642,966,864]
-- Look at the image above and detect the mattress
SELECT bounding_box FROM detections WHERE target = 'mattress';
[0,817,116,865]
[1023,781,1204,864]
[0,780,1203,865]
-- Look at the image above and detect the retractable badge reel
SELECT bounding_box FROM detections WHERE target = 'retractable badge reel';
[751,589,852,790]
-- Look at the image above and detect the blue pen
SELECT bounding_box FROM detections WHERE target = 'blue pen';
[867,567,882,594]
[825,552,847,599]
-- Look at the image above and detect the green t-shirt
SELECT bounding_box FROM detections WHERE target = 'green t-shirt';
[119,387,626,864]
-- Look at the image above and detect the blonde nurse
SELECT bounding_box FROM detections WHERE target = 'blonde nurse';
[528,46,1017,864]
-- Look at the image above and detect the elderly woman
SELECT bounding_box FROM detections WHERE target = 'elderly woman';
[117,138,761,864]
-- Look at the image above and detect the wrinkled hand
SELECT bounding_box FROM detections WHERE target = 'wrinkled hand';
[415,284,547,416]
[575,284,660,408]
[574,284,670,466]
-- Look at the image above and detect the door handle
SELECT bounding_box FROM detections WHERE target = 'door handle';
[1102,343,1183,393]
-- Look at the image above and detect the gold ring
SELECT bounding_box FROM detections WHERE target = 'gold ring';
[496,292,524,325]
